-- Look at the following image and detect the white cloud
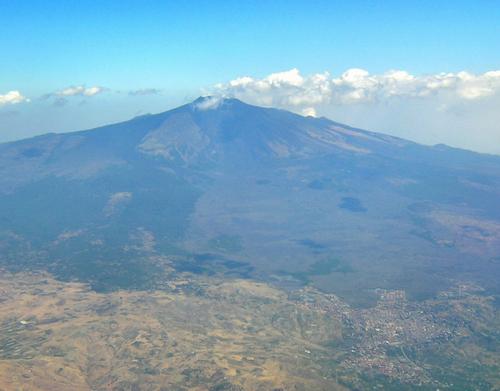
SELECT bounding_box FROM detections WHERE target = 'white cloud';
[193,96,224,110]
[40,85,107,106]
[301,107,317,117]
[56,85,104,97]
[266,68,304,87]
[0,91,29,106]
[212,68,500,111]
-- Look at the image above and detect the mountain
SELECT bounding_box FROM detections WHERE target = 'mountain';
[1,97,499,305]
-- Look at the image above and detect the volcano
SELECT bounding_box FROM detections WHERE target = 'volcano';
[1,97,499,305]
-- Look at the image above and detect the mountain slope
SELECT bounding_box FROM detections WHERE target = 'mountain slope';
[1,97,499,305]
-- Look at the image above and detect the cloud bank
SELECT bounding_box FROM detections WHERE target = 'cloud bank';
[213,68,500,113]
[0,91,29,106]
[209,68,500,153]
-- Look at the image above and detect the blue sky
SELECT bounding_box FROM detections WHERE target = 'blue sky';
[1,0,500,152]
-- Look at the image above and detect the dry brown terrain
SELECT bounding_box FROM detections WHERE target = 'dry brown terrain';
[0,270,498,390]
[0,271,346,391]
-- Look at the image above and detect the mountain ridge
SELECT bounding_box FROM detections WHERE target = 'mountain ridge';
[3,96,499,158]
